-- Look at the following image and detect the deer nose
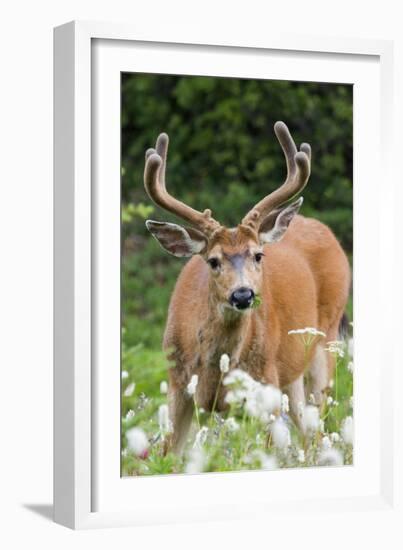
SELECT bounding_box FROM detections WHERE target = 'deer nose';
[229,287,255,310]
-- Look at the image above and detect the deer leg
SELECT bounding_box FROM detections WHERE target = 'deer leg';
[284,374,306,433]
[165,387,194,455]
[306,343,329,408]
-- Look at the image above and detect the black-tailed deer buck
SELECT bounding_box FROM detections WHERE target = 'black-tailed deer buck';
[144,122,350,454]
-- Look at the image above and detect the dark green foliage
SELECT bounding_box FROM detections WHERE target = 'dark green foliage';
[121,73,352,352]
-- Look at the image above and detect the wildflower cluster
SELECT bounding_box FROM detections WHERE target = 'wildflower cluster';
[121,325,354,476]
[325,340,345,358]
[288,327,326,347]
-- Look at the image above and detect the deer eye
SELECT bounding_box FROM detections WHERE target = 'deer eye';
[254,252,264,263]
[207,257,220,270]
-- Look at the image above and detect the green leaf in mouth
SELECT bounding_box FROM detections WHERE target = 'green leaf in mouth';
[251,294,262,308]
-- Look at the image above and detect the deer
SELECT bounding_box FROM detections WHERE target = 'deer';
[143,122,351,454]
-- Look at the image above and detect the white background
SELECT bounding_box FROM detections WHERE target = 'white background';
[0,0,402,548]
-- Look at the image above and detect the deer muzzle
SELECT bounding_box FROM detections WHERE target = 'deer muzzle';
[229,287,255,310]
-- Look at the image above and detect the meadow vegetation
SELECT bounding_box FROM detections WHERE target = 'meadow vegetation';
[121,331,353,475]
[121,75,353,475]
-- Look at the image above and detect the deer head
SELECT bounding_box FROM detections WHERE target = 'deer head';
[144,122,311,312]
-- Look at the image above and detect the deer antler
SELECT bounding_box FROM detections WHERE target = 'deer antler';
[242,121,311,230]
[144,133,221,236]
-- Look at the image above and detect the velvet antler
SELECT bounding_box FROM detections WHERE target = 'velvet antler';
[144,133,221,237]
[242,122,311,231]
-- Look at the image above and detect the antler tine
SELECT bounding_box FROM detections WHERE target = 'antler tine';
[300,142,311,161]
[145,147,156,160]
[144,133,220,236]
[242,121,311,229]
[155,132,169,188]
[275,120,298,177]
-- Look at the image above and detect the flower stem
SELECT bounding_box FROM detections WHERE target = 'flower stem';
[303,345,308,369]
[334,359,339,427]
[210,372,224,421]
[265,431,272,450]
[193,396,201,430]
[238,405,250,464]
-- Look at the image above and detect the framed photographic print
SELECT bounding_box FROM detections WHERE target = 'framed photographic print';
[54,21,397,530]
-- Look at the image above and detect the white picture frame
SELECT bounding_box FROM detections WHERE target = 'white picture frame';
[54,20,398,530]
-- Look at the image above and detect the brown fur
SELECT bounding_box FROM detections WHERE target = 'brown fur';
[163,214,350,452]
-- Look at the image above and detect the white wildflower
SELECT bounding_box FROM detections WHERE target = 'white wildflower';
[261,454,277,471]
[281,393,290,414]
[321,435,332,450]
[224,390,240,405]
[304,405,320,433]
[186,374,199,396]
[185,447,206,474]
[251,450,278,471]
[288,327,326,337]
[270,417,291,449]
[121,370,129,379]
[193,426,209,449]
[219,353,230,374]
[318,447,344,467]
[341,416,354,445]
[348,338,354,357]
[158,404,172,435]
[297,449,305,463]
[330,432,341,443]
[268,414,276,423]
[327,396,333,406]
[160,380,168,394]
[245,383,282,420]
[325,340,345,358]
[123,382,135,397]
[333,400,339,407]
[223,369,281,420]
[125,409,135,420]
[347,361,354,373]
[126,427,149,457]
[223,368,255,389]
[288,327,326,348]
[308,393,316,405]
[225,417,240,432]
[223,369,257,406]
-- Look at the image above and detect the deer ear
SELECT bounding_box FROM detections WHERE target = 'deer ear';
[145,220,208,257]
[259,197,303,244]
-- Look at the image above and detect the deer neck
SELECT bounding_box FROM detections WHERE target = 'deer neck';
[199,296,254,368]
